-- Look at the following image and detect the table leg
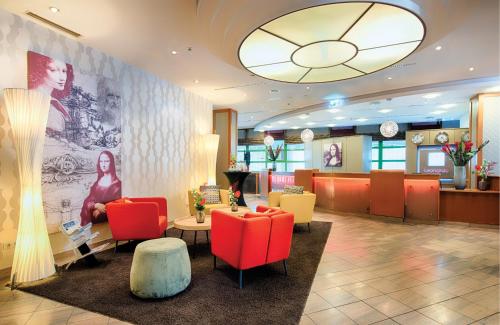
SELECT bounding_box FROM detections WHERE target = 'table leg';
[193,231,197,258]
[205,230,209,243]
[180,230,184,239]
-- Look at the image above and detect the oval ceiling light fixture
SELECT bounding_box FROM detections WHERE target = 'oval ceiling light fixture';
[301,129,314,143]
[380,120,399,138]
[264,135,275,146]
[239,2,425,83]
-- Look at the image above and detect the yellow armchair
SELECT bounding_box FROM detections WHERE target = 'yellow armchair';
[268,191,316,231]
[188,189,230,216]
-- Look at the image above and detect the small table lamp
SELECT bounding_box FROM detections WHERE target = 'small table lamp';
[3,88,55,283]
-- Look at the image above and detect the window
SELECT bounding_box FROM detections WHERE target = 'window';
[237,142,305,172]
[372,140,406,170]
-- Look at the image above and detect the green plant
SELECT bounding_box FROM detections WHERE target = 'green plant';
[192,189,206,211]
[266,144,283,162]
[475,160,497,181]
[441,139,489,166]
[228,187,241,205]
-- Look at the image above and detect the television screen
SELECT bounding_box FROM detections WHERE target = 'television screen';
[417,145,455,179]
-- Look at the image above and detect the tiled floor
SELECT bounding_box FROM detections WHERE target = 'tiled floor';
[1,197,498,324]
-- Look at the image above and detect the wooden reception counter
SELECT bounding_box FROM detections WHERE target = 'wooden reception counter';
[260,170,499,225]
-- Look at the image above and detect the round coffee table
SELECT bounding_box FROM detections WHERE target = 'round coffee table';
[212,206,252,217]
[173,216,211,257]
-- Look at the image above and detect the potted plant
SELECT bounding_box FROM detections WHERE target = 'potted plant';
[475,160,497,191]
[266,144,283,171]
[192,189,206,223]
[441,139,489,190]
[228,187,241,212]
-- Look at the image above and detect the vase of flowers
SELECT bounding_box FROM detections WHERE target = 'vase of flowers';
[266,144,283,171]
[228,187,241,212]
[442,139,489,190]
[192,189,206,223]
[476,160,497,191]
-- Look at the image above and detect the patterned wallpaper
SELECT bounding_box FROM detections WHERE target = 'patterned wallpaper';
[0,9,212,269]
[482,96,500,175]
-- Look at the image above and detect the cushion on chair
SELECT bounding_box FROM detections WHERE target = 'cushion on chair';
[130,238,191,299]
[200,185,221,204]
[283,185,304,194]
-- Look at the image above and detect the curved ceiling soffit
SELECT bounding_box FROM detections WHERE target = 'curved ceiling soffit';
[196,0,471,70]
[252,76,500,130]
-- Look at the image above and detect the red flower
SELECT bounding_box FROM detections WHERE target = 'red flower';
[465,141,473,152]
[200,198,206,205]
[475,165,482,171]
[234,191,241,198]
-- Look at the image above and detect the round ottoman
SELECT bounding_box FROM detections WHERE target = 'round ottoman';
[130,238,191,299]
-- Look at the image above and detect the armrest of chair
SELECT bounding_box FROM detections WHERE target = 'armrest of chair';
[268,191,282,207]
[219,189,230,205]
[106,201,162,239]
[129,197,167,217]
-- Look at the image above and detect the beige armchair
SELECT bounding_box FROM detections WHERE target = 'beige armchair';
[188,189,230,216]
[268,191,316,231]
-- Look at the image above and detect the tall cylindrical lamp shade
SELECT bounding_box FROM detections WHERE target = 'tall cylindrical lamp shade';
[204,134,220,185]
[3,88,55,283]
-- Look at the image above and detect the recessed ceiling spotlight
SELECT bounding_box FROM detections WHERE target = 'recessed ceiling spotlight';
[469,67,475,71]
[378,109,392,113]
[306,86,310,90]
[194,79,200,84]
[278,120,287,124]
[250,116,254,120]
[269,89,279,93]
[435,45,442,51]
[298,114,309,119]
[438,103,456,109]
[431,110,446,115]
[335,116,346,120]
[264,124,273,128]
[306,122,316,126]
[291,126,300,129]
[171,50,177,55]
[238,2,425,83]
[327,123,336,127]
[422,93,441,99]
[329,108,340,113]
[49,6,59,13]
[387,77,393,80]
[356,118,368,122]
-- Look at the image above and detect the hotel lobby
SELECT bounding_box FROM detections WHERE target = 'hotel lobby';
[0,0,499,324]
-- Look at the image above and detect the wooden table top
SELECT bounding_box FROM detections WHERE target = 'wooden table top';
[173,216,211,231]
[212,206,252,217]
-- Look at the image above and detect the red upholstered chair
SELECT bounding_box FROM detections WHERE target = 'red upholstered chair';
[211,206,294,288]
[106,197,168,251]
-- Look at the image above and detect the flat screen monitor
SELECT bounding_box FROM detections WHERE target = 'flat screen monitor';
[417,145,455,179]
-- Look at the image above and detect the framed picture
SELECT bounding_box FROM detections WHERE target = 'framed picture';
[323,142,342,167]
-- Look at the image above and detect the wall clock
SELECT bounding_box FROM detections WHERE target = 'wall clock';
[411,132,424,145]
[435,131,449,144]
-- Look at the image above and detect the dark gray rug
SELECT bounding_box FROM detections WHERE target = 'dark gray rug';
[21,221,331,325]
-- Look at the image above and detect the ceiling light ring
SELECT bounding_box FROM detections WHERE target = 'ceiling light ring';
[238,1,426,84]
[290,40,359,69]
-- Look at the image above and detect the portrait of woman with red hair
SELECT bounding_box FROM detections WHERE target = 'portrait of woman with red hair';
[80,150,121,226]
[28,51,74,134]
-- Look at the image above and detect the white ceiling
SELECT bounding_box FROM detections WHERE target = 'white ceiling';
[0,0,498,129]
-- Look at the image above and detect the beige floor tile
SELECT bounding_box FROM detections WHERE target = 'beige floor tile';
[392,311,440,325]
[303,292,332,315]
[25,306,74,325]
[308,307,355,325]
[370,320,398,325]
[299,315,315,325]
[388,286,455,310]
[472,313,500,325]
[418,304,474,325]
[35,299,67,312]
[364,295,412,318]
[67,308,108,324]
[340,282,383,300]
[108,319,135,325]
[440,297,497,321]
[0,312,32,325]
[337,301,387,325]
[316,287,359,307]
[0,297,42,317]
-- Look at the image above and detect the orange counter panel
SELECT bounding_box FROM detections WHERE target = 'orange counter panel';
[370,170,405,218]
[440,189,499,225]
[404,179,440,222]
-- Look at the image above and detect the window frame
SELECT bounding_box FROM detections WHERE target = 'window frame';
[372,140,406,170]
[237,142,305,172]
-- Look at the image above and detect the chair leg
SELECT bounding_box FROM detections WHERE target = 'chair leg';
[164,229,167,237]
[283,260,288,276]
[114,241,118,253]
[213,255,216,269]
[308,223,311,233]
[180,230,184,239]
[239,270,244,289]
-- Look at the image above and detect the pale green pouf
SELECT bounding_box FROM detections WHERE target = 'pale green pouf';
[130,238,191,299]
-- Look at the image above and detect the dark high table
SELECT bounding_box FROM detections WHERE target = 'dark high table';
[223,171,250,206]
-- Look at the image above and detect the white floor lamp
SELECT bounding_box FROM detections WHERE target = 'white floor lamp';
[3,88,55,284]
[204,134,220,186]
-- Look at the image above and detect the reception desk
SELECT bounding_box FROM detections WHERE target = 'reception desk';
[260,170,498,225]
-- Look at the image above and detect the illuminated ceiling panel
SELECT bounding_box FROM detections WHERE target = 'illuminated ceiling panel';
[238,2,425,83]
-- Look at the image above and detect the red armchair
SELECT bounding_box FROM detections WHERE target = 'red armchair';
[211,205,294,288]
[106,197,168,252]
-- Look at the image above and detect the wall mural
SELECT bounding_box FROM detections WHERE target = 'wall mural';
[323,142,342,167]
[27,51,121,233]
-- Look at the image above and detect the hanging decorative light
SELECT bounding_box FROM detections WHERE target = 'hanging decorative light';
[263,135,274,146]
[301,128,314,143]
[380,120,399,138]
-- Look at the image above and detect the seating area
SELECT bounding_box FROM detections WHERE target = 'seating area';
[0,1,499,324]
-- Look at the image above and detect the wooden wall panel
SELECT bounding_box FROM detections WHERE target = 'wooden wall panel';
[440,189,499,225]
[332,178,370,214]
[404,179,440,222]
